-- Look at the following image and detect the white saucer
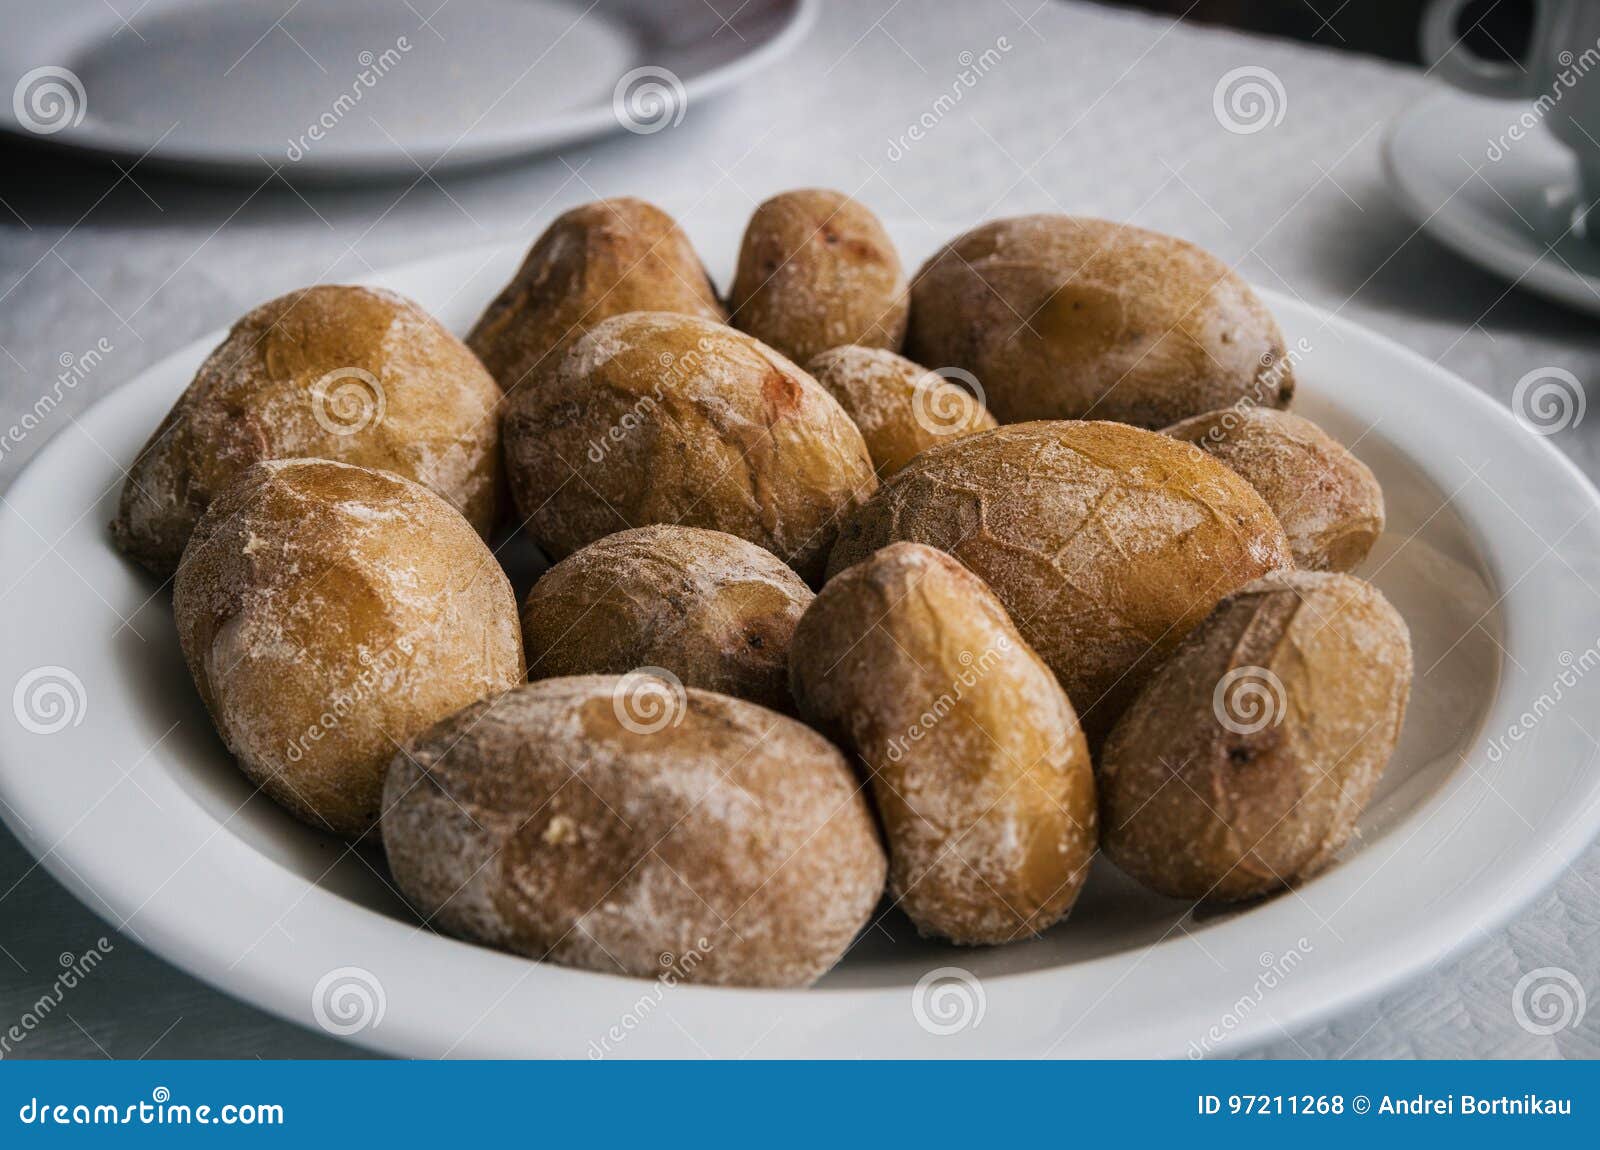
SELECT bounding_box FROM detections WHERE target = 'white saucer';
[1384,88,1600,315]
[0,0,815,181]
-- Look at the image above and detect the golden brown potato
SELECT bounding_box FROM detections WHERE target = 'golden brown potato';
[805,345,996,476]
[906,215,1292,427]
[502,311,877,586]
[521,525,812,713]
[1164,407,1385,572]
[790,543,1096,944]
[381,675,887,987]
[828,421,1293,741]
[112,285,502,577]
[467,197,725,393]
[173,460,524,840]
[1100,570,1411,902]
[729,189,908,363]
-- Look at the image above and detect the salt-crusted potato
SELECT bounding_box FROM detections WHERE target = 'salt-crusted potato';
[1165,407,1384,572]
[112,285,502,577]
[828,421,1293,741]
[173,460,524,840]
[381,675,886,988]
[805,345,996,476]
[729,189,908,364]
[521,526,812,713]
[467,197,725,393]
[1100,570,1411,902]
[502,311,877,586]
[905,215,1292,427]
[790,543,1096,944]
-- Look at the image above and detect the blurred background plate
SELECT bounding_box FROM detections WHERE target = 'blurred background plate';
[0,0,816,181]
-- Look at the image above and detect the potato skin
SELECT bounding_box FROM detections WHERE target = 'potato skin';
[828,421,1293,741]
[467,198,725,392]
[112,285,502,577]
[1165,407,1385,572]
[502,311,877,585]
[522,526,812,713]
[730,189,908,364]
[806,345,996,476]
[381,676,887,988]
[906,215,1292,427]
[1100,570,1411,902]
[172,460,524,840]
[791,543,1096,944]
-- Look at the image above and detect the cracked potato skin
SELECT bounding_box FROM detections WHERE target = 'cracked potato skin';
[827,421,1293,741]
[1164,407,1385,573]
[521,526,812,713]
[790,543,1096,944]
[1100,570,1411,902]
[381,676,887,988]
[729,189,909,364]
[466,198,725,393]
[501,311,877,586]
[905,215,1292,427]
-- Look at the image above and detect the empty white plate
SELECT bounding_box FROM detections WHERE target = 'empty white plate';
[0,0,815,180]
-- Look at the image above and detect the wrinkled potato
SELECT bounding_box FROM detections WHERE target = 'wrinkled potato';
[806,345,996,476]
[729,189,908,364]
[381,675,887,988]
[906,215,1292,427]
[173,460,524,839]
[1165,407,1385,572]
[828,421,1292,740]
[521,525,812,713]
[1100,570,1411,902]
[467,197,725,393]
[112,285,502,577]
[790,543,1096,944]
[502,311,877,585]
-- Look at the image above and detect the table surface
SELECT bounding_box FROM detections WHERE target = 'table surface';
[2,0,1598,1060]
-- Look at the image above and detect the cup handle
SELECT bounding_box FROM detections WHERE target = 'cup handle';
[1421,0,1536,99]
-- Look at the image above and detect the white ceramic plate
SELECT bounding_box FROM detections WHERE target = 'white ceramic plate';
[3,217,1600,1059]
[1384,88,1600,316]
[0,0,815,181]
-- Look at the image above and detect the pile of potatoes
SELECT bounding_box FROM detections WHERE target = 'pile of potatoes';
[115,191,1411,989]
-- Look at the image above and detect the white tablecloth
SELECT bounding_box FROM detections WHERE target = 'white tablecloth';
[2,0,1597,1059]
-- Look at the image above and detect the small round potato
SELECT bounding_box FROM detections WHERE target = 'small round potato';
[1100,570,1411,902]
[906,215,1292,427]
[729,189,908,364]
[381,676,887,988]
[1165,407,1385,572]
[467,197,725,393]
[806,345,996,476]
[112,285,502,577]
[790,543,1096,944]
[173,459,524,840]
[502,311,877,585]
[522,526,812,713]
[828,421,1293,741]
